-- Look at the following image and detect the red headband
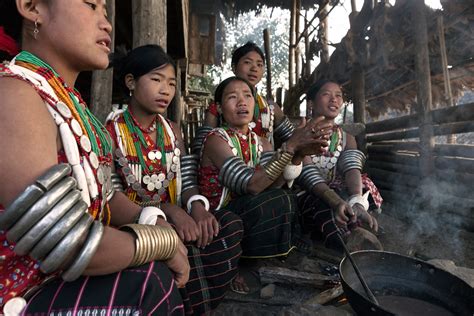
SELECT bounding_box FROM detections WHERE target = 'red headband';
[0,27,20,56]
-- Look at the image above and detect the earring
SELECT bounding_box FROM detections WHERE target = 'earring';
[33,19,39,39]
[129,89,133,97]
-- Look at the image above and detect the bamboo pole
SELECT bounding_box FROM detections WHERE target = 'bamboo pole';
[289,0,296,88]
[437,15,456,144]
[295,0,301,81]
[263,29,273,101]
[90,0,115,122]
[304,12,311,79]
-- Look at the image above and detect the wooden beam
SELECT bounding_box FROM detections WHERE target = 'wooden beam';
[263,29,273,101]
[437,15,455,144]
[434,144,474,159]
[90,0,115,122]
[366,102,474,134]
[132,0,167,48]
[295,0,301,80]
[412,0,434,177]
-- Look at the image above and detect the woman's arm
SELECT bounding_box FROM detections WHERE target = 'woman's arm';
[343,133,363,196]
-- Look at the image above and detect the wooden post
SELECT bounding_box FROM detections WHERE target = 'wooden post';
[349,1,366,153]
[320,1,329,64]
[132,0,167,48]
[289,0,297,88]
[90,0,115,122]
[303,12,311,78]
[412,0,434,177]
[263,29,273,101]
[437,15,456,144]
[295,0,301,81]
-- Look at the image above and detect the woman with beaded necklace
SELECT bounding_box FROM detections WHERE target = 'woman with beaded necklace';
[106,44,244,315]
[199,76,332,294]
[297,79,383,251]
[192,42,295,155]
[0,1,189,314]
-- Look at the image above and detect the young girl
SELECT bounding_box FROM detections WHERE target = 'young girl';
[297,79,383,251]
[106,45,243,315]
[198,76,331,293]
[0,1,187,314]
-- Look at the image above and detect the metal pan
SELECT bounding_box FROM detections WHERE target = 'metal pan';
[339,250,474,315]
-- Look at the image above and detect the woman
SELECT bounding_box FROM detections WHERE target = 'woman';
[106,45,243,315]
[199,77,331,293]
[297,79,383,251]
[0,1,188,314]
[192,42,294,154]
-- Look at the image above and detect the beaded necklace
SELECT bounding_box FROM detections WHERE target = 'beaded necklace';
[311,126,343,181]
[15,51,112,156]
[6,51,113,223]
[113,108,180,205]
[222,126,259,167]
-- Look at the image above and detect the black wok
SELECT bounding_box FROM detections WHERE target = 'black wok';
[339,250,474,315]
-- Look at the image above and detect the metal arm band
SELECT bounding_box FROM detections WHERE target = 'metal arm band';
[337,149,366,175]
[1,163,105,281]
[218,156,254,195]
[263,150,294,181]
[297,165,327,191]
[191,126,213,155]
[120,224,179,266]
[181,154,199,193]
[259,151,275,166]
[107,173,125,201]
[273,116,295,142]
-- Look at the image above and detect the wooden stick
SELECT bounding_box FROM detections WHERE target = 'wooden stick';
[258,266,338,289]
[263,29,273,101]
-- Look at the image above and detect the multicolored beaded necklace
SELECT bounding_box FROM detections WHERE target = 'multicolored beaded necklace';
[9,51,113,222]
[222,125,260,167]
[311,126,343,181]
[15,51,112,157]
[114,108,180,205]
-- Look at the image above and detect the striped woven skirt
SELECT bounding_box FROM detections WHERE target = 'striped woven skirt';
[222,188,296,258]
[181,209,243,315]
[24,261,186,315]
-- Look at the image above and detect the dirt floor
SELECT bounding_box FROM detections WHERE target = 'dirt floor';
[212,204,474,315]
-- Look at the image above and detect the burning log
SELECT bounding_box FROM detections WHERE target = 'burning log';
[304,285,344,305]
[258,266,339,289]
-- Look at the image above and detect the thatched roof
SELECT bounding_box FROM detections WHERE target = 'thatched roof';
[215,0,324,18]
[295,0,474,118]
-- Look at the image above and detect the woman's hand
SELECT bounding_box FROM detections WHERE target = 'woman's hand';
[190,203,219,248]
[165,240,190,288]
[286,116,333,156]
[164,204,200,243]
[352,203,379,233]
[333,201,356,226]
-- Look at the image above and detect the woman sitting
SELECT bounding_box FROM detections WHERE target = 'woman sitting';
[193,42,295,154]
[198,77,331,293]
[0,1,187,314]
[297,79,383,251]
[106,45,243,315]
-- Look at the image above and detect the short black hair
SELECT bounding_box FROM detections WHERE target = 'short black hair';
[231,42,265,67]
[306,79,341,101]
[214,76,255,105]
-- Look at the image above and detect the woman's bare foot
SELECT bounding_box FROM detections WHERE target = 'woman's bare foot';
[230,273,250,294]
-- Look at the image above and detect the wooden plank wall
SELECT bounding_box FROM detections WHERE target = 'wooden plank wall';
[365,102,474,231]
